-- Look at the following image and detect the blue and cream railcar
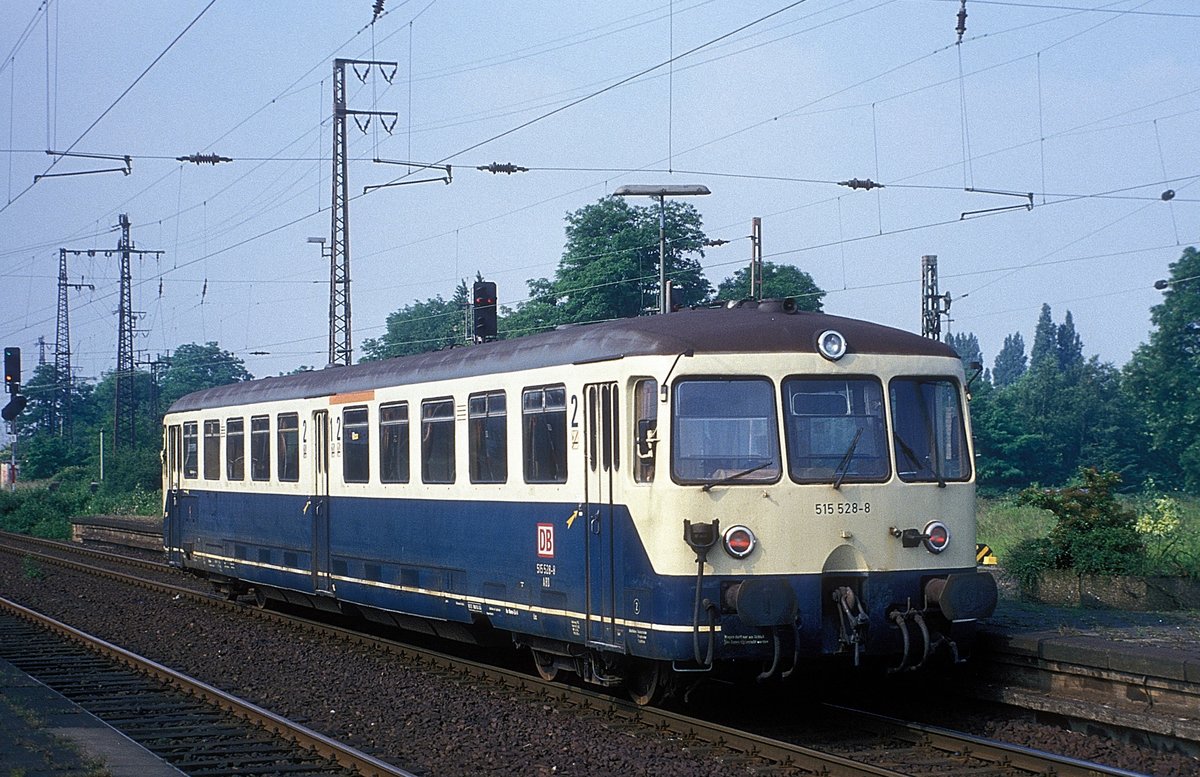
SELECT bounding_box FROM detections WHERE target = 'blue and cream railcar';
[162,301,996,702]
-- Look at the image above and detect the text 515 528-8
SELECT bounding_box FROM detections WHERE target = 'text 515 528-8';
[814,502,870,516]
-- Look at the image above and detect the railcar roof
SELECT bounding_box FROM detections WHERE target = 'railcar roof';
[167,302,958,413]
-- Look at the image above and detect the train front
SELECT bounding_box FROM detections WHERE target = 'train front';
[640,309,997,677]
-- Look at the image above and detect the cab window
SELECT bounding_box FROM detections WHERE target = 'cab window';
[671,378,780,485]
[783,377,889,484]
[889,377,971,483]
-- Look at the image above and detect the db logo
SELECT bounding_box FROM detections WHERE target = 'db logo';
[537,523,555,558]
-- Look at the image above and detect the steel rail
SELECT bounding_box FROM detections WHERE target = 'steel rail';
[0,528,170,573]
[822,704,1150,777]
[0,593,417,777]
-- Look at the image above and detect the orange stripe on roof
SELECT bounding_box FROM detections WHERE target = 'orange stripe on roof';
[329,390,375,405]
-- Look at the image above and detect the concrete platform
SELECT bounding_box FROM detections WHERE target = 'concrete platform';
[974,599,1200,753]
[0,656,184,777]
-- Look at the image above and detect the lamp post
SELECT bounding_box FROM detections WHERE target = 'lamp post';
[613,184,710,314]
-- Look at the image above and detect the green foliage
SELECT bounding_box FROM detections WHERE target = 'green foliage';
[1016,468,1144,577]
[0,486,86,539]
[1129,483,1199,576]
[992,332,1027,388]
[361,280,470,359]
[714,261,824,310]
[511,197,711,327]
[1005,538,1056,590]
[159,342,253,408]
[971,304,1148,489]
[21,555,45,581]
[1123,246,1200,491]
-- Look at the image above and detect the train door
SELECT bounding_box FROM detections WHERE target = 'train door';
[311,409,332,595]
[164,424,184,565]
[583,383,620,648]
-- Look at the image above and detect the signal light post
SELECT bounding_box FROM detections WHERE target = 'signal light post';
[3,347,26,491]
[473,281,498,343]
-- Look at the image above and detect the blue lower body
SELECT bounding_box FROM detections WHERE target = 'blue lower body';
[166,489,983,665]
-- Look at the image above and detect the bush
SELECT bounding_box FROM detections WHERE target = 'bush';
[1016,468,1145,578]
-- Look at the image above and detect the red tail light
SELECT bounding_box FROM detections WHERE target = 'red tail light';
[923,521,950,553]
[723,525,756,559]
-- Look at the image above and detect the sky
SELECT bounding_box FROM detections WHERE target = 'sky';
[1,0,1197,393]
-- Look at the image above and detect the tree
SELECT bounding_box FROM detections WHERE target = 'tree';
[944,331,982,369]
[1029,303,1057,370]
[159,342,253,408]
[1056,310,1084,372]
[971,306,1146,488]
[1124,246,1200,489]
[714,261,824,310]
[509,197,710,326]
[361,280,470,360]
[992,332,1027,388]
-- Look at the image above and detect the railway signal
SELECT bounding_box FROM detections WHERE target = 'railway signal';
[4,347,19,393]
[473,281,498,343]
[3,347,26,422]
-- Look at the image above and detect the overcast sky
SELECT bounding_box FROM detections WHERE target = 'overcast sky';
[2,0,1197,389]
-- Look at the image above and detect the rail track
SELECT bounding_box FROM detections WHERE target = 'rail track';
[0,595,415,777]
[0,533,1160,776]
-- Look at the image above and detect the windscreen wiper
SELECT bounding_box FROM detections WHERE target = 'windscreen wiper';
[832,428,864,490]
[701,461,772,492]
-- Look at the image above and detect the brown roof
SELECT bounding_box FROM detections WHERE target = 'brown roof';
[168,301,957,413]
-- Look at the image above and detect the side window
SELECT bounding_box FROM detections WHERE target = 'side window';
[167,424,181,481]
[226,418,245,481]
[523,386,567,484]
[343,405,370,484]
[250,415,271,481]
[277,412,300,482]
[634,379,658,483]
[421,398,455,484]
[469,390,507,484]
[379,402,410,483]
[203,420,221,480]
[182,421,198,479]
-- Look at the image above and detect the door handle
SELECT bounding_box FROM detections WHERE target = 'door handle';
[589,514,601,535]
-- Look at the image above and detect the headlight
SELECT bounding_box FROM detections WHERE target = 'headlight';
[723,525,757,558]
[816,329,847,361]
[923,520,950,553]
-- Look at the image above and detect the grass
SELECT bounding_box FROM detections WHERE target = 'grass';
[978,491,1200,577]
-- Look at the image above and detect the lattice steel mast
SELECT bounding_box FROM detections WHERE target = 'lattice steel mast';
[113,215,161,449]
[329,58,397,366]
[53,249,93,437]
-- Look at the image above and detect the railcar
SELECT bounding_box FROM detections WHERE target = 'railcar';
[162,300,996,703]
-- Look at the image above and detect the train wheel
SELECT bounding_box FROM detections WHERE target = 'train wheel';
[531,649,558,682]
[626,660,664,706]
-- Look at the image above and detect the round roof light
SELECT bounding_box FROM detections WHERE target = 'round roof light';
[923,521,950,554]
[817,329,847,361]
[723,525,757,559]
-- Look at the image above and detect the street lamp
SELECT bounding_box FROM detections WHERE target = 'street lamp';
[613,184,710,314]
